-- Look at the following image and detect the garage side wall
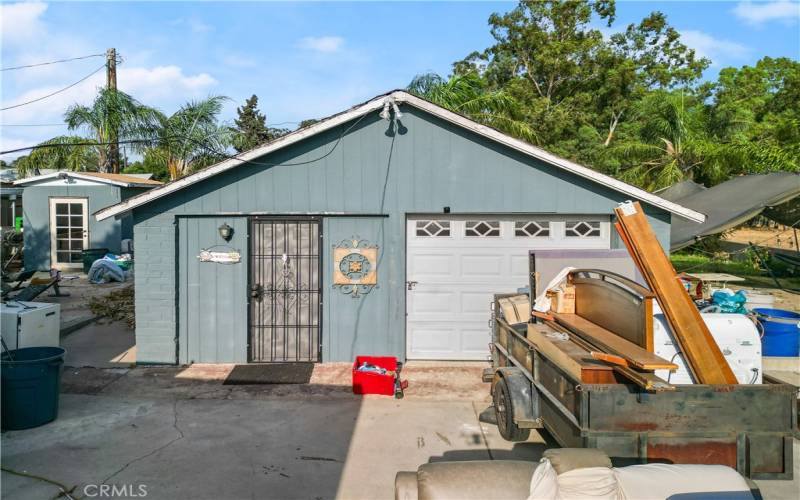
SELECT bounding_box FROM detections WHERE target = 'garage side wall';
[177,216,249,364]
[23,185,122,270]
[130,107,676,364]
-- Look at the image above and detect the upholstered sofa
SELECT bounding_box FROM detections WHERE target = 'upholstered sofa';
[395,448,755,500]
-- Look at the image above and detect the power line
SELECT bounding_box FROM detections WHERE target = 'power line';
[0,64,106,111]
[1,138,158,155]
[1,53,105,72]
[1,113,372,171]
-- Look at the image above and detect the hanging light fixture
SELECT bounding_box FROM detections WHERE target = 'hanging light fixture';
[218,223,233,241]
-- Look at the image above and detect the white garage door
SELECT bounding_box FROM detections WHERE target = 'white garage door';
[406,215,611,360]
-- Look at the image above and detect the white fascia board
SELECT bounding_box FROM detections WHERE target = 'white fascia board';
[14,172,133,188]
[392,92,705,223]
[95,95,389,221]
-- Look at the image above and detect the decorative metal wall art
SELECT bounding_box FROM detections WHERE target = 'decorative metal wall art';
[333,238,378,298]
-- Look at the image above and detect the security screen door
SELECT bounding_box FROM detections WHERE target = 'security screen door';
[49,198,88,269]
[249,218,321,362]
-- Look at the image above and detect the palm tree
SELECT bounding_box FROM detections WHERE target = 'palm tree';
[13,136,100,177]
[64,87,161,173]
[407,72,537,143]
[150,95,231,180]
[614,91,796,191]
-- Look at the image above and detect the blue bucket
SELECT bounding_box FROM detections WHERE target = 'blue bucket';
[753,308,800,357]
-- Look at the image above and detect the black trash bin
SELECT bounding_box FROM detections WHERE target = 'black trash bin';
[82,248,109,274]
[1,346,66,430]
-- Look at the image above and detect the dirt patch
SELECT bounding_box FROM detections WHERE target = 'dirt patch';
[725,227,799,252]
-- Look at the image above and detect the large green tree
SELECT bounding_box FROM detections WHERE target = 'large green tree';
[12,136,99,177]
[407,71,536,142]
[452,0,707,168]
[150,95,231,180]
[232,94,289,152]
[64,88,161,173]
[614,88,797,190]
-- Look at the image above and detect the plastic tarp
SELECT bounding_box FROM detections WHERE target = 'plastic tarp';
[661,173,800,251]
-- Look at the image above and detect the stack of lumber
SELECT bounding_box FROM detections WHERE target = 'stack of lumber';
[541,315,677,392]
[613,201,737,385]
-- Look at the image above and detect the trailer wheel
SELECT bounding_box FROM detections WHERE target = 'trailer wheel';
[493,377,530,442]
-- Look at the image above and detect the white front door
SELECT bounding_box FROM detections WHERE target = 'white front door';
[406,215,611,360]
[49,197,89,269]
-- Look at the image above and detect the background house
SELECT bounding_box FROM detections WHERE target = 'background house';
[1,169,24,232]
[14,172,162,271]
[97,91,703,365]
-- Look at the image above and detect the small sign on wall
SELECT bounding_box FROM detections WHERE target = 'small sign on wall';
[198,247,241,264]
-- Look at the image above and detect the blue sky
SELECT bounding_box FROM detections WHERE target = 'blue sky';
[2,1,799,160]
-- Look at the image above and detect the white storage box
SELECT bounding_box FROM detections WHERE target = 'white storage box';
[1,302,61,350]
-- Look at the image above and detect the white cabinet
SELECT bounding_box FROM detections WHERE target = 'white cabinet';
[1,302,60,350]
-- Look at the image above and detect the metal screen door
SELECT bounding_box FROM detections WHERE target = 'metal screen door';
[249,218,321,362]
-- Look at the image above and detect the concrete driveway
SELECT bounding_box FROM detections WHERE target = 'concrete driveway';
[1,380,544,500]
[2,365,797,500]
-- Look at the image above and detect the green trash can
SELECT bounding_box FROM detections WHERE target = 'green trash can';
[1,346,66,430]
[82,248,109,274]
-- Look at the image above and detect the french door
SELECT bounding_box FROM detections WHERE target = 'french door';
[49,197,88,269]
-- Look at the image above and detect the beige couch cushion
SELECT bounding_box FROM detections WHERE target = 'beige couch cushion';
[417,461,536,500]
[542,448,612,475]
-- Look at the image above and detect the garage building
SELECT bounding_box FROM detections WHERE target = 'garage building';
[96,91,703,365]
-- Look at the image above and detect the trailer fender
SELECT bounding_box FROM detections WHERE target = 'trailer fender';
[493,368,542,428]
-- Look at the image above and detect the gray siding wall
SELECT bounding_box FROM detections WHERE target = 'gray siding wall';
[132,107,673,364]
[23,185,122,270]
[177,217,249,364]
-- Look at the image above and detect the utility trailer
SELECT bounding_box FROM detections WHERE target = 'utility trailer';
[487,287,797,480]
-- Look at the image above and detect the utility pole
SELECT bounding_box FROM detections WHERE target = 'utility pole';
[106,48,120,173]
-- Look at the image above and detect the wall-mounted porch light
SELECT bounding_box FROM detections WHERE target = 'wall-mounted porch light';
[218,223,234,241]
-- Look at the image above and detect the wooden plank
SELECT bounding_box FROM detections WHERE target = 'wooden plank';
[526,324,614,383]
[614,201,737,384]
[611,366,675,392]
[552,313,678,371]
[526,324,583,381]
[543,321,673,391]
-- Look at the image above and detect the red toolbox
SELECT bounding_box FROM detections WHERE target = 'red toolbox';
[352,356,396,396]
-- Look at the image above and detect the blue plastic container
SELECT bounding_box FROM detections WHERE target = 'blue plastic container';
[1,346,65,430]
[753,308,800,357]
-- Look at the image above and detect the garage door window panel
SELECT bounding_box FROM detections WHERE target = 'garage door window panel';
[416,220,451,237]
[566,221,602,238]
[465,220,500,237]
[515,221,551,238]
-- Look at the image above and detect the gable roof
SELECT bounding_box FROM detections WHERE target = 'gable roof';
[95,90,705,223]
[14,171,163,188]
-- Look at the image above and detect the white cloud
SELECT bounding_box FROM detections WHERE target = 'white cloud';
[0,2,48,45]
[0,65,216,129]
[732,1,800,25]
[119,65,216,99]
[297,36,344,53]
[680,30,751,64]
